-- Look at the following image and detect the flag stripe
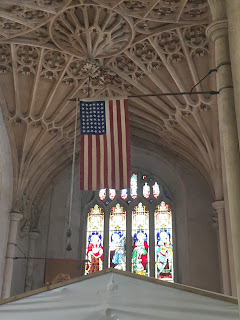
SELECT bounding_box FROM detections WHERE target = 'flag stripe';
[116,100,123,189]
[113,100,120,189]
[124,99,131,186]
[99,135,104,189]
[88,135,92,190]
[80,136,84,190]
[120,100,127,188]
[96,135,101,190]
[84,135,88,190]
[109,101,115,188]
[92,135,97,190]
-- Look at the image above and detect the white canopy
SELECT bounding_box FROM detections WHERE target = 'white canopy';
[0,269,238,320]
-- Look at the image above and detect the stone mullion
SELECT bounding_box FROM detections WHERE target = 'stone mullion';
[149,205,155,278]
[126,205,132,272]
[103,208,110,269]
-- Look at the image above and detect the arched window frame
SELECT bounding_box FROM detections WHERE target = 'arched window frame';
[80,169,175,280]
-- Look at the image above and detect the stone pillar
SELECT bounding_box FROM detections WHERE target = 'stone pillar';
[226,0,240,142]
[212,201,231,295]
[207,20,240,305]
[25,231,39,292]
[1,210,23,299]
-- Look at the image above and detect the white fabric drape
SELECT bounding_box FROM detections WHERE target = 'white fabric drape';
[0,272,238,320]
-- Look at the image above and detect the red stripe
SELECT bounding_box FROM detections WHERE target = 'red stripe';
[124,99,131,188]
[104,133,108,188]
[109,100,115,188]
[116,100,123,189]
[88,135,92,190]
[80,135,85,189]
[96,135,100,189]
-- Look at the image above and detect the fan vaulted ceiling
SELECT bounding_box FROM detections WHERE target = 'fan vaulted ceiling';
[0,0,216,226]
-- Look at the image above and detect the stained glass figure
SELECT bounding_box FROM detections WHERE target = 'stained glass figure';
[153,182,160,199]
[99,189,106,201]
[130,173,138,200]
[143,182,150,199]
[132,203,149,276]
[85,205,104,274]
[109,204,126,270]
[155,201,173,281]
[121,189,128,200]
[109,189,116,201]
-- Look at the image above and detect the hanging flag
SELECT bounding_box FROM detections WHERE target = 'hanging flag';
[80,98,131,190]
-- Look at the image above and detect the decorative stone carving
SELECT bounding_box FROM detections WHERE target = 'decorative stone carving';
[0,44,12,73]
[41,49,67,79]
[50,4,133,59]
[181,0,208,20]
[16,45,39,75]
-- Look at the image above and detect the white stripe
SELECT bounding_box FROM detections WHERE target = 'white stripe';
[100,135,104,189]
[92,135,97,190]
[120,100,127,188]
[84,136,88,190]
[105,101,111,187]
[113,100,120,189]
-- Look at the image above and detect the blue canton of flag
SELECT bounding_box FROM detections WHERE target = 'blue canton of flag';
[80,101,106,135]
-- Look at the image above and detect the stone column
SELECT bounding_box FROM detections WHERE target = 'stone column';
[207,20,240,304]
[226,0,240,142]
[25,231,39,292]
[1,210,23,299]
[212,201,231,295]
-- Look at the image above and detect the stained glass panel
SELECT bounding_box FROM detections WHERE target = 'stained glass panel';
[155,201,173,281]
[109,204,126,270]
[132,203,149,276]
[109,189,116,201]
[99,189,106,201]
[143,182,150,199]
[121,189,128,200]
[130,173,138,199]
[153,182,160,199]
[85,205,104,274]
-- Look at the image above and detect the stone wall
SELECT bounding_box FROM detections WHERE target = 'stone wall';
[0,106,13,297]
[29,142,220,293]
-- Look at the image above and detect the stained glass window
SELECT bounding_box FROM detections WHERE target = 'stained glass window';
[121,189,128,200]
[153,182,160,199]
[155,201,173,281]
[143,182,150,199]
[85,205,104,274]
[130,173,138,199]
[109,189,116,201]
[132,203,149,276]
[99,189,106,201]
[109,204,126,270]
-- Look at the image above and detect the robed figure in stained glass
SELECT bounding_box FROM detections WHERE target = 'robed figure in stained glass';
[86,233,103,273]
[132,231,149,275]
[156,231,173,279]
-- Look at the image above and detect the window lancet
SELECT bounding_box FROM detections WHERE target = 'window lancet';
[85,205,104,274]
[109,204,126,270]
[155,202,173,281]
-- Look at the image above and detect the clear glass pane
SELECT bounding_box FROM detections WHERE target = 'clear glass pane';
[132,203,149,276]
[130,173,138,200]
[109,204,126,270]
[153,182,160,199]
[99,189,106,201]
[85,205,104,274]
[143,182,150,199]
[121,189,128,200]
[109,189,116,201]
[155,201,173,281]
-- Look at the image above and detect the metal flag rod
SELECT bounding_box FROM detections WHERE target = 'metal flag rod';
[67,99,78,234]
[68,90,219,101]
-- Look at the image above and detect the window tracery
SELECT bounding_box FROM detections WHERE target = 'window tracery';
[85,171,173,281]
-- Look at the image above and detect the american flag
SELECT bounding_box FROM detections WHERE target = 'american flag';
[80,98,131,190]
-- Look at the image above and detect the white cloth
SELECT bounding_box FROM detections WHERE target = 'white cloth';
[0,272,238,320]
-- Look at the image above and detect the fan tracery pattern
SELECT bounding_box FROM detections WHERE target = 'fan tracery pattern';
[0,0,218,230]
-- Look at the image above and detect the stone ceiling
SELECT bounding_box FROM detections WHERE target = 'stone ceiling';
[0,0,217,226]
